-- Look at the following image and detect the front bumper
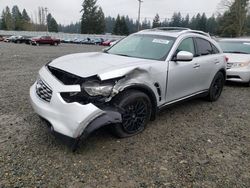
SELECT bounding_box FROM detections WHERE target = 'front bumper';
[226,67,250,83]
[30,66,121,146]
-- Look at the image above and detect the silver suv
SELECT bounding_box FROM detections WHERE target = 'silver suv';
[30,27,227,150]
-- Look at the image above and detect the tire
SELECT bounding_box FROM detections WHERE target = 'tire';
[247,80,250,87]
[111,90,152,138]
[206,72,225,102]
[36,42,40,46]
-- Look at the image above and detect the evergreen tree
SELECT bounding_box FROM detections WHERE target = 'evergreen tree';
[12,5,23,30]
[95,7,105,34]
[58,22,81,33]
[183,14,190,28]
[81,0,105,34]
[105,16,116,33]
[142,18,151,29]
[218,0,249,36]
[22,9,31,30]
[1,6,13,30]
[120,16,129,35]
[1,10,7,30]
[47,13,58,32]
[198,13,207,31]
[207,15,218,35]
[170,12,182,27]
[22,9,30,22]
[152,14,161,28]
[113,15,121,34]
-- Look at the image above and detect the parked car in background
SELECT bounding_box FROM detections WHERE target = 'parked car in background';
[91,38,104,45]
[101,39,116,46]
[12,36,31,44]
[30,27,226,150]
[31,36,60,46]
[110,40,118,46]
[0,35,4,42]
[4,36,18,42]
[219,38,250,86]
[62,38,73,43]
[80,38,91,44]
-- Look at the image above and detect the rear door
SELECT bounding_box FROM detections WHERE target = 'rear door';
[166,37,203,102]
[194,37,222,90]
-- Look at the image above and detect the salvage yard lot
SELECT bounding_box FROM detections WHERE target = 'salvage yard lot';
[0,42,249,187]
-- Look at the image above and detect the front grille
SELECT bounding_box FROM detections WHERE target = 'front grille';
[47,66,83,85]
[36,79,53,102]
[227,62,234,69]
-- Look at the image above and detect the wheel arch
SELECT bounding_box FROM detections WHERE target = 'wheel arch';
[219,68,226,80]
[115,84,158,120]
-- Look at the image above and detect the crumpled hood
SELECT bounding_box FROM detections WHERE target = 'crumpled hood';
[225,53,250,63]
[49,52,155,79]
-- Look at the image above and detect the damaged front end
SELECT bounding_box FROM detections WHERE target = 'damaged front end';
[30,63,160,151]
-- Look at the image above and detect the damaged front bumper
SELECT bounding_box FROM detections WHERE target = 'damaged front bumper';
[30,67,122,150]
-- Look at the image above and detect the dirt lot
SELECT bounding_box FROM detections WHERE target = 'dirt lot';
[0,42,249,188]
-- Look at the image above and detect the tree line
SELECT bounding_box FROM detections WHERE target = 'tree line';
[1,0,250,37]
[0,6,58,32]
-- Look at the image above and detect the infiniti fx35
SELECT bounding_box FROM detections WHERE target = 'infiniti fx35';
[30,27,227,150]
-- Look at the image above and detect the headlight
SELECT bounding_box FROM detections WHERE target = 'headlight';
[232,61,250,68]
[82,81,114,97]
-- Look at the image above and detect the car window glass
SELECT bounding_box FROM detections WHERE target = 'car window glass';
[177,38,195,54]
[211,44,220,54]
[108,34,175,61]
[196,38,213,56]
[219,41,250,54]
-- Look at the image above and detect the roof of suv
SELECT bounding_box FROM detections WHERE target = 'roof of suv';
[138,27,210,38]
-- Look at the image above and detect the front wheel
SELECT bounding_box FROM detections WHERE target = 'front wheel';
[206,72,225,102]
[111,90,152,138]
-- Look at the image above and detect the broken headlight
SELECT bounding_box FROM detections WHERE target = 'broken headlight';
[82,81,114,97]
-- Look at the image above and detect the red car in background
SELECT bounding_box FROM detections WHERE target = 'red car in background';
[101,39,116,46]
[31,36,60,46]
[0,35,4,42]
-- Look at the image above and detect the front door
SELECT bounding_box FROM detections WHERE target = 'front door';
[166,37,202,102]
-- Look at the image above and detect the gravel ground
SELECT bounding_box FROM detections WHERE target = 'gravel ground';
[0,42,250,188]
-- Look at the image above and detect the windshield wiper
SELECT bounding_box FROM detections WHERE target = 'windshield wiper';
[224,51,249,54]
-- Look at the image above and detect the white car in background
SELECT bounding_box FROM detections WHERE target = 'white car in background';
[219,38,250,86]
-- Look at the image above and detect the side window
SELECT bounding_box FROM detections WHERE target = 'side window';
[195,38,213,56]
[177,38,195,54]
[211,43,220,54]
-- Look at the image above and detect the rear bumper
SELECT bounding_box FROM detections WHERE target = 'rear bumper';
[30,66,122,148]
[226,68,250,83]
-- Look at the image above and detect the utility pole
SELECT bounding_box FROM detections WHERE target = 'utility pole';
[44,7,48,33]
[137,0,143,31]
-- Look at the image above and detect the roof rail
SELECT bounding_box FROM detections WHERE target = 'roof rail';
[178,30,211,37]
[145,27,211,38]
[153,27,190,31]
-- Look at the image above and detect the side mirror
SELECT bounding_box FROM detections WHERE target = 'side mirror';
[175,51,194,61]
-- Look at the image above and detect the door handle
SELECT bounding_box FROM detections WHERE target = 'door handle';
[193,63,200,68]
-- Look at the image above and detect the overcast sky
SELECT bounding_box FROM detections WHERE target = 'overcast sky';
[1,0,222,25]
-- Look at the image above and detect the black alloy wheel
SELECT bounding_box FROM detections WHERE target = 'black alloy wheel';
[206,72,225,102]
[112,90,152,138]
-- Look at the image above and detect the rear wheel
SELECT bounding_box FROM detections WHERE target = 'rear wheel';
[206,72,225,102]
[111,90,152,138]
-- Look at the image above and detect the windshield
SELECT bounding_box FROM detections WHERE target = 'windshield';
[107,34,175,61]
[219,41,250,54]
